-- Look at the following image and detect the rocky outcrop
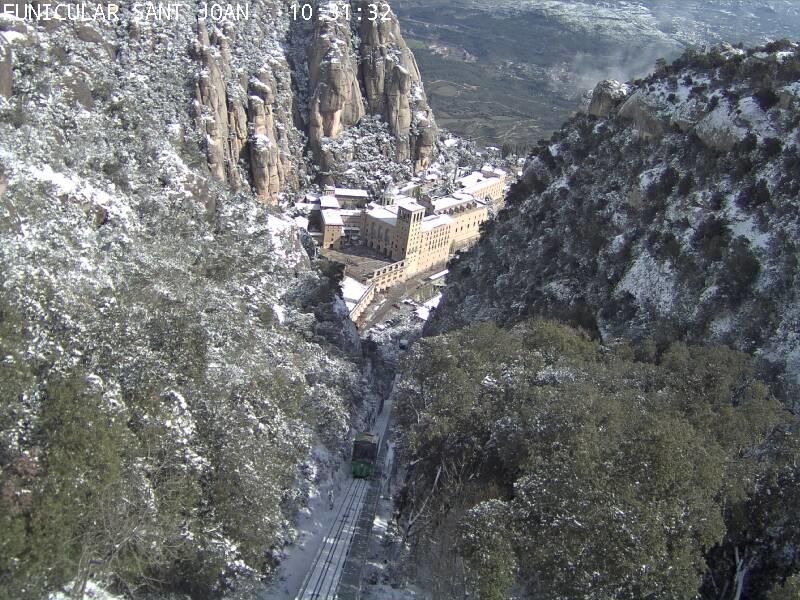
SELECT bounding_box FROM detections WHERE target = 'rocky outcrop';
[431,42,800,398]
[693,103,747,152]
[307,13,365,161]
[358,6,437,170]
[193,20,294,203]
[304,1,437,173]
[618,91,668,138]
[248,67,288,200]
[194,21,238,185]
[1,35,14,98]
[588,80,629,117]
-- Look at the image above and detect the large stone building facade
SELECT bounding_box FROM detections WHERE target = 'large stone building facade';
[318,166,507,293]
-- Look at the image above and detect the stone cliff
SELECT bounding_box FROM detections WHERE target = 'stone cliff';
[306,9,366,164]
[305,0,437,173]
[193,19,297,203]
[191,0,438,200]
[357,2,437,170]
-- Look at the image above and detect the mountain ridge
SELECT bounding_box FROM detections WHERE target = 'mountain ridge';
[430,40,800,403]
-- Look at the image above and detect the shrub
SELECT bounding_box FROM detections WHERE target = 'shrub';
[693,216,730,261]
[753,88,780,111]
[722,236,761,300]
[762,137,783,158]
[677,174,694,196]
[737,179,771,210]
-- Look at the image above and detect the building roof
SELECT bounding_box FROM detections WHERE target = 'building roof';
[321,209,343,226]
[398,181,421,194]
[390,194,415,205]
[420,214,453,232]
[481,165,507,178]
[342,276,370,311]
[395,197,425,212]
[334,187,369,198]
[457,171,490,189]
[366,205,397,226]
[431,195,471,213]
[320,195,340,209]
[460,173,503,197]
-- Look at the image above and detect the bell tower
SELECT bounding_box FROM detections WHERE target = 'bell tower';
[392,201,425,272]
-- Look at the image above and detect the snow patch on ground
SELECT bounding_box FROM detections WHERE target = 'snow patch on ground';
[616,251,677,315]
[49,581,125,600]
[723,196,771,251]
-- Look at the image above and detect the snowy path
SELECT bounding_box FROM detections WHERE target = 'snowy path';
[261,387,395,600]
[295,478,370,599]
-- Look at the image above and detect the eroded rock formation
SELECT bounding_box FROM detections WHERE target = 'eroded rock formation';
[305,1,437,173]
[0,37,13,98]
[249,67,288,200]
[588,80,630,117]
[357,5,436,170]
[307,12,365,159]
[618,91,669,138]
[191,1,437,200]
[193,20,294,203]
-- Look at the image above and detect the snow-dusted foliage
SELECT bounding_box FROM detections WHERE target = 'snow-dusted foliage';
[432,41,800,402]
[0,4,377,597]
[314,115,413,189]
[393,319,800,599]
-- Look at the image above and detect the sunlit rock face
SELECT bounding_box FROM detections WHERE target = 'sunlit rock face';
[305,1,437,173]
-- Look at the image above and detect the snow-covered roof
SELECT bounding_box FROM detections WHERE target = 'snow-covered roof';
[424,293,442,309]
[399,181,421,193]
[322,209,343,226]
[320,195,340,209]
[458,172,486,188]
[366,205,397,226]
[415,294,442,321]
[431,195,473,212]
[458,171,503,191]
[481,165,506,178]
[429,269,448,281]
[334,187,369,198]
[395,197,425,212]
[390,194,415,205]
[421,214,453,232]
[341,276,370,311]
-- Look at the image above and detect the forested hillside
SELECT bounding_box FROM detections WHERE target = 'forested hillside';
[390,41,800,599]
[395,320,800,599]
[429,41,800,403]
[0,1,401,596]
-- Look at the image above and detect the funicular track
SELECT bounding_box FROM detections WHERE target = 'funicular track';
[294,477,370,599]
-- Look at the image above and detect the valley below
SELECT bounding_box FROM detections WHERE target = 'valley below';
[393,0,800,146]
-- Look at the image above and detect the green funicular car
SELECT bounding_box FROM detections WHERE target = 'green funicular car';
[351,432,379,478]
